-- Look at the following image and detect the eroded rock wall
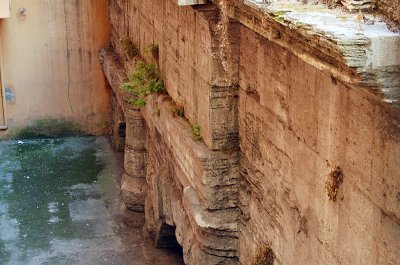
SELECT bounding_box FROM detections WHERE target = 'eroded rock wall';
[238,25,400,265]
[378,0,400,27]
[104,0,241,263]
[102,0,400,264]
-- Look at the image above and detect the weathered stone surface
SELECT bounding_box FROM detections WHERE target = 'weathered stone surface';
[178,0,208,5]
[341,0,376,11]
[142,95,240,211]
[226,0,400,106]
[100,48,148,212]
[101,41,240,263]
[121,173,147,212]
[237,23,400,265]
[377,0,400,30]
[142,112,239,263]
[102,0,400,264]
[124,148,147,179]
[109,92,126,152]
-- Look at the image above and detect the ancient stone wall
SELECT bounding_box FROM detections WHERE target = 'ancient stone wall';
[102,0,400,264]
[238,25,400,265]
[377,0,400,28]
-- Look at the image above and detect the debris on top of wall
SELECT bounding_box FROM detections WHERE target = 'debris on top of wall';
[241,0,400,106]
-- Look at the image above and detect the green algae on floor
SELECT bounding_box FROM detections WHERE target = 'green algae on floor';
[0,136,184,265]
[0,137,118,264]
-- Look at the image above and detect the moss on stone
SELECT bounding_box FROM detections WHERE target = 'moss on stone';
[14,119,82,139]
[192,125,202,141]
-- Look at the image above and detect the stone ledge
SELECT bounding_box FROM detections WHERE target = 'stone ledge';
[100,47,241,211]
[182,187,239,257]
[99,48,142,115]
[100,48,148,211]
[142,95,241,210]
[222,0,400,106]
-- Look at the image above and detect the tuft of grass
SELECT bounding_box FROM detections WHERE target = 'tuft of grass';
[192,125,202,141]
[252,244,274,265]
[129,98,147,107]
[121,60,165,107]
[325,166,343,201]
[15,119,82,139]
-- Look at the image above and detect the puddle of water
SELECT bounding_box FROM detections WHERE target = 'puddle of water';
[0,137,121,265]
[0,136,184,265]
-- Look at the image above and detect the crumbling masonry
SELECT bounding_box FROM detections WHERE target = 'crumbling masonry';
[101,0,400,264]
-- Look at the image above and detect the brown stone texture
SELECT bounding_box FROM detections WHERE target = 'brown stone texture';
[100,48,148,212]
[238,25,400,265]
[109,0,240,151]
[377,0,400,28]
[102,0,400,264]
[109,92,126,152]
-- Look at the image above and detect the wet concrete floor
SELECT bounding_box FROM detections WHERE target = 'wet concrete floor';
[0,137,184,265]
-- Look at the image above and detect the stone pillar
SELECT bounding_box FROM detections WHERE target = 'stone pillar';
[121,106,148,212]
[109,92,126,152]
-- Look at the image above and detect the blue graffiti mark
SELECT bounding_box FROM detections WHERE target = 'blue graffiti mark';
[5,87,14,103]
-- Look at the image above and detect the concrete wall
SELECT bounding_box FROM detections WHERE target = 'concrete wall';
[0,0,110,134]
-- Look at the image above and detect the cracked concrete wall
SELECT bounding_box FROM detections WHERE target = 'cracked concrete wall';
[0,0,110,134]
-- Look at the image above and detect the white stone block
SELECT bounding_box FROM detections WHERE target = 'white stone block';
[178,0,208,6]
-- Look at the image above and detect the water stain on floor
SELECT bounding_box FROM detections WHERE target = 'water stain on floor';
[0,137,183,265]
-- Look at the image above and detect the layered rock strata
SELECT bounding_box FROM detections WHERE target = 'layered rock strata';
[102,0,400,264]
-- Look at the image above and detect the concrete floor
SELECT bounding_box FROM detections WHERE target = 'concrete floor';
[0,137,184,265]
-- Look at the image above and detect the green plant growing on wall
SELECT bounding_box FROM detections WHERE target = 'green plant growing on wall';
[192,125,202,141]
[252,244,274,265]
[121,37,139,59]
[121,60,165,107]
